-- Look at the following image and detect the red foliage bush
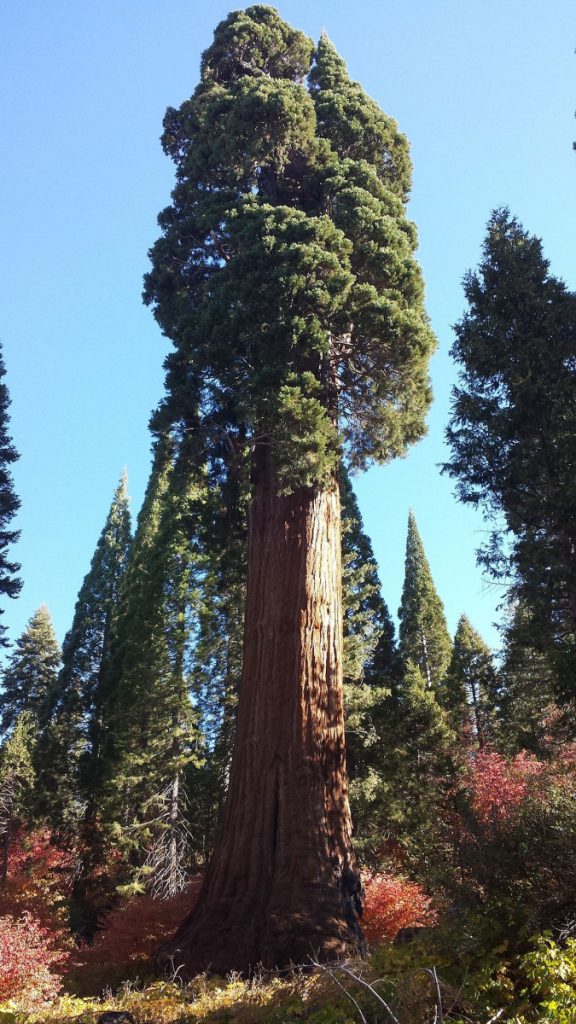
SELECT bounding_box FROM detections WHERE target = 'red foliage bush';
[0,828,74,1006]
[0,911,69,1007]
[464,744,576,826]
[0,827,76,927]
[448,744,576,932]
[362,872,437,945]
[6,828,75,879]
[69,876,203,993]
[467,750,545,823]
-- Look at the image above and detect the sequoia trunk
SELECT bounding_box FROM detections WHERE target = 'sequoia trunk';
[163,452,362,974]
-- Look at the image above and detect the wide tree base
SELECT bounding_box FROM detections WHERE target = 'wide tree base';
[159,861,364,976]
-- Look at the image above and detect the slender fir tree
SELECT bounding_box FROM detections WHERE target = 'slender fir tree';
[442,614,499,748]
[0,712,35,884]
[340,470,397,828]
[384,660,458,887]
[354,660,458,866]
[39,473,131,830]
[0,605,61,736]
[145,8,435,972]
[393,660,456,800]
[398,511,452,689]
[187,538,244,864]
[102,443,203,896]
[341,471,397,690]
[0,343,21,646]
[497,601,560,754]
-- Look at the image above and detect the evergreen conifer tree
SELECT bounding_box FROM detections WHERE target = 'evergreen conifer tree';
[102,444,203,896]
[340,470,398,845]
[145,7,435,972]
[0,606,61,736]
[341,470,397,692]
[0,343,21,646]
[497,601,559,754]
[40,473,131,830]
[0,712,35,882]
[398,511,452,688]
[187,540,244,863]
[442,614,499,748]
[385,660,457,883]
[393,660,456,800]
[354,660,458,868]
[445,209,576,694]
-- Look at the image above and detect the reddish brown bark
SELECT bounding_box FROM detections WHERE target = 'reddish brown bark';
[162,453,362,975]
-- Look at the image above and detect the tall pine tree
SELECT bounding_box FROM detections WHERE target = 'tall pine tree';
[0,343,21,646]
[101,443,203,896]
[382,659,459,893]
[442,614,499,748]
[398,511,452,688]
[497,601,560,755]
[183,422,249,864]
[40,473,131,831]
[445,209,576,696]
[145,8,435,972]
[187,538,245,864]
[0,712,35,883]
[0,606,61,736]
[340,470,398,846]
[341,470,397,693]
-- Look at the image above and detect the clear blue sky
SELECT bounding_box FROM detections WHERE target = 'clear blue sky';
[1,0,574,655]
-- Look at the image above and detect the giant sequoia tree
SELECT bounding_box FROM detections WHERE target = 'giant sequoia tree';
[145,7,435,973]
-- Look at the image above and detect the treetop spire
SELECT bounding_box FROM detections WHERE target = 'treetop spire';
[309,31,412,198]
[0,341,21,645]
[310,33,349,91]
[398,510,452,688]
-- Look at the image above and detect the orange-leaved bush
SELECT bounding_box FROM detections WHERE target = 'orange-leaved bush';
[69,876,203,994]
[362,872,437,945]
[0,911,69,1007]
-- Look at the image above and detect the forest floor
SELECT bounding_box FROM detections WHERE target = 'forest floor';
[5,927,576,1024]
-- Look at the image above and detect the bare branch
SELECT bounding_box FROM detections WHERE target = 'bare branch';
[210,230,232,264]
[308,957,401,1024]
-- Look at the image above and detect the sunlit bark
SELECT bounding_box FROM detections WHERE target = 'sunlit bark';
[162,450,362,974]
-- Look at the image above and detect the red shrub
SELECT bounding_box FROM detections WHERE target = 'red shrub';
[69,876,203,993]
[0,911,69,1007]
[362,872,437,945]
[0,827,77,927]
[467,750,546,823]
[0,828,74,1006]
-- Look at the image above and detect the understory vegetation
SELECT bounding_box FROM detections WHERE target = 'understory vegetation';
[2,727,576,1021]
